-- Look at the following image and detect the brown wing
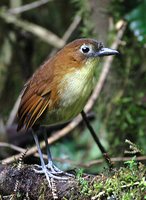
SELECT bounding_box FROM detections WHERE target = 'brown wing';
[17,58,56,131]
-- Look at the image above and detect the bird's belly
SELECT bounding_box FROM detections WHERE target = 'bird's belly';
[41,79,93,126]
[59,80,93,121]
[47,69,94,124]
[41,61,97,126]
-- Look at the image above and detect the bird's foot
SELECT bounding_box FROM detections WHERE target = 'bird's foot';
[33,164,74,180]
[46,163,75,177]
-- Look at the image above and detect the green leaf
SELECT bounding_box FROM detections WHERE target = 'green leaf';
[125,1,146,44]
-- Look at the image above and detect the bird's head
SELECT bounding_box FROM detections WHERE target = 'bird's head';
[56,38,119,71]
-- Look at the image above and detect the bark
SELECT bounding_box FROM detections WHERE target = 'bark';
[0,164,92,200]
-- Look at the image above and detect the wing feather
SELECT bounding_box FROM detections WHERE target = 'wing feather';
[17,58,55,131]
[24,97,50,130]
[18,95,38,119]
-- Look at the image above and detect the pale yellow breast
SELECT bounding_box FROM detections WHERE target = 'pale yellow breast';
[57,59,99,119]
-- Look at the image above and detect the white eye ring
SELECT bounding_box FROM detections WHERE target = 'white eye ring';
[80,44,92,54]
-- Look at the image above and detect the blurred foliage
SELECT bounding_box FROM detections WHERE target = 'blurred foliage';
[94,0,146,157]
[72,0,94,37]
[126,0,146,44]
[0,0,145,173]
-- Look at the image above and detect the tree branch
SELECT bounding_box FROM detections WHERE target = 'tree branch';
[8,0,53,14]
[0,12,65,48]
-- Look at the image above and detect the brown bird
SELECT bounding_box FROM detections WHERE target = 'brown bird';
[17,38,119,184]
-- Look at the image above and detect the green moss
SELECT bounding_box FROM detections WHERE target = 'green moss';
[38,182,48,200]
[16,192,21,198]
[76,169,90,196]
[76,160,146,199]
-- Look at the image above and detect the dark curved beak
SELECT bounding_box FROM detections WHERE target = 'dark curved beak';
[96,48,119,57]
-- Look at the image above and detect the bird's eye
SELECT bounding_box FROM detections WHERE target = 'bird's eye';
[80,44,91,54]
[82,46,90,53]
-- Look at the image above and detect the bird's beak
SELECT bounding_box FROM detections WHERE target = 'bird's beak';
[96,48,119,57]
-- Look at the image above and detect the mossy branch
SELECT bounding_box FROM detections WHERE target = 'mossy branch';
[0,163,145,200]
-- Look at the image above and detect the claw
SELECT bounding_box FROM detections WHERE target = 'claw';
[33,165,74,180]
[46,164,75,177]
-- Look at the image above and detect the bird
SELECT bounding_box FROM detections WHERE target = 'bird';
[17,38,119,184]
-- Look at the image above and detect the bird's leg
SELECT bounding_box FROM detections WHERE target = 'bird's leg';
[32,131,69,181]
[43,129,61,173]
[81,110,113,168]
[43,129,74,177]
